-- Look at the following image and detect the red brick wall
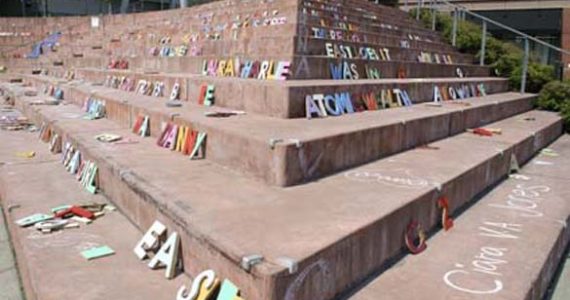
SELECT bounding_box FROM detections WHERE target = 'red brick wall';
[563,8,570,80]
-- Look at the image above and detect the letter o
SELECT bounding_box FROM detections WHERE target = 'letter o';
[324,95,340,115]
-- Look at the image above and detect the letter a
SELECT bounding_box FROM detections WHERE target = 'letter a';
[148,232,181,279]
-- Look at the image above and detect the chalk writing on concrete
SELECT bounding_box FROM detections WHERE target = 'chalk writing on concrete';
[344,169,437,189]
[443,182,550,295]
[285,259,333,300]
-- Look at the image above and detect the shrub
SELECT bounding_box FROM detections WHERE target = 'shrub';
[410,9,555,93]
[536,80,570,131]
[510,63,555,93]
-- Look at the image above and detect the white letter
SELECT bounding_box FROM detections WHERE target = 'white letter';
[148,232,180,279]
[134,220,166,260]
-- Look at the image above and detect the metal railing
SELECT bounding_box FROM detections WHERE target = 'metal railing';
[411,0,570,93]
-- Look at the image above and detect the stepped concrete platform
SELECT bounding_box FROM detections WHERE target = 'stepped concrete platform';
[348,135,570,300]
[0,0,492,82]
[0,79,563,300]
[18,76,529,187]
[0,108,188,300]
[2,0,567,299]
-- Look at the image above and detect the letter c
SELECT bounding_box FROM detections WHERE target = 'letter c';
[444,269,503,295]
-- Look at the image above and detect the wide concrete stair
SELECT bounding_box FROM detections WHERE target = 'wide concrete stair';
[0,0,568,300]
[19,74,529,186]
[1,78,566,300]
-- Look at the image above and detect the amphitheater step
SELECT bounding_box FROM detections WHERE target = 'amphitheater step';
[17,77,527,186]
[68,67,509,115]
[346,134,570,300]
[0,108,188,300]
[0,83,563,299]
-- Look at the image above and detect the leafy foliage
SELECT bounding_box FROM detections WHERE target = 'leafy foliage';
[410,9,555,93]
[536,80,570,132]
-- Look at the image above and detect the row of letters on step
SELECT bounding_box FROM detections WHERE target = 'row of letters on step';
[305,83,488,119]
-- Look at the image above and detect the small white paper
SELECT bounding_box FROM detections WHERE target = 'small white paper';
[91,17,100,28]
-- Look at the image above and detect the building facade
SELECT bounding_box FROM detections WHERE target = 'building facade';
[398,0,570,79]
[0,0,180,17]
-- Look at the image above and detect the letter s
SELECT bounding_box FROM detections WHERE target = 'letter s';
[177,269,218,300]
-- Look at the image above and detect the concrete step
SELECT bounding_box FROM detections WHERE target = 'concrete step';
[0,107,188,300]
[347,134,570,300]
[65,67,508,114]
[19,76,524,187]
[0,84,562,300]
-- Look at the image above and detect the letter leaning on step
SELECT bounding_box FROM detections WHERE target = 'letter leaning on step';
[401,90,413,106]
[313,94,328,117]
[334,92,354,114]
[433,85,442,102]
[240,61,253,78]
[177,270,220,300]
[257,61,270,79]
[204,85,215,106]
[324,94,341,115]
[305,95,323,119]
[325,42,334,57]
[148,232,180,279]
[134,220,167,259]
[329,62,343,80]
[217,279,244,300]
[275,61,290,80]
[393,89,404,106]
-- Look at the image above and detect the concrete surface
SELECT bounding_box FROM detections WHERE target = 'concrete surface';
[348,135,570,300]
[550,250,570,300]
[0,206,24,300]
[2,81,563,300]
[0,108,188,300]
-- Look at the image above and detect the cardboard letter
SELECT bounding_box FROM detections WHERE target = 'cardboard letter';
[306,95,324,119]
[177,270,220,300]
[148,232,180,279]
[134,220,166,260]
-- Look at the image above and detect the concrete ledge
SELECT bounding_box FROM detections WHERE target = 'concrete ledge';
[22,76,529,187]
